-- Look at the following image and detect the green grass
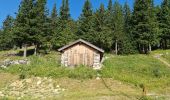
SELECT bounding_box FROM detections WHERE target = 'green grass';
[1,51,97,79]
[0,49,170,99]
[101,53,170,93]
[151,49,170,63]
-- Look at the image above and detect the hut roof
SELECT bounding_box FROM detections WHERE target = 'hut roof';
[58,39,104,53]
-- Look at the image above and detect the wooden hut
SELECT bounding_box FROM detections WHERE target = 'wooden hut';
[58,39,104,69]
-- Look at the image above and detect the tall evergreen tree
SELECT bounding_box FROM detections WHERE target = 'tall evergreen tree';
[158,0,170,49]
[51,3,58,19]
[34,0,51,54]
[77,0,94,42]
[93,3,112,51]
[0,15,15,50]
[60,0,70,21]
[50,3,59,49]
[132,0,152,53]
[123,2,131,36]
[54,0,76,48]
[112,1,125,55]
[121,2,137,54]
[13,0,35,57]
[147,0,160,52]
[108,0,113,11]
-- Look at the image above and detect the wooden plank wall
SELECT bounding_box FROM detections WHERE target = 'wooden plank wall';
[62,43,100,67]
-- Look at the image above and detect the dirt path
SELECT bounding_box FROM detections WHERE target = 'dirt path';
[153,54,170,67]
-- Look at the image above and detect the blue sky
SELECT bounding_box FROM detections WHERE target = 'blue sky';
[0,0,162,28]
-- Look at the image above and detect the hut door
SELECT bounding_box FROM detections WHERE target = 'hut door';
[73,53,78,66]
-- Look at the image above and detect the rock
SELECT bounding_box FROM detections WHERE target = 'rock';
[0,65,7,68]
[0,91,4,97]
[37,80,42,85]
[56,85,60,88]
[25,79,32,83]
[0,77,64,99]
[62,88,66,91]
[0,59,30,68]
[96,77,100,80]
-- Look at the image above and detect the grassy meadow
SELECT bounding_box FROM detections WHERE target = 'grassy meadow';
[0,49,170,99]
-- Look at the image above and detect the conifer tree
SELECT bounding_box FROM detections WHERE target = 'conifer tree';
[132,0,152,53]
[0,15,14,50]
[13,0,35,57]
[54,0,76,48]
[50,3,59,49]
[108,0,113,11]
[34,0,51,54]
[93,3,112,51]
[78,0,94,42]
[147,0,160,52]
[122,2,137,54]
[112,1,125,55]
[158,0,170,49]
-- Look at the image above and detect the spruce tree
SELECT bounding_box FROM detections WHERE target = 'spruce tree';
[108,0,113,11]
[122,2,137,54]
[158,0,170,49]
[50,3,59,49]
[93,3,112,51]
[34,0,51,54]
[13,0,35,57]
[132,0,152,53]
[112,1,125,55]
[54,0,76,48]
[51,3,58,19]
[147,0,160,52]
[0,15,14,50]
[77,0,94,42]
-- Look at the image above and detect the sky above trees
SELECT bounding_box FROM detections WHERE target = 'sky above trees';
[0,0,162,27]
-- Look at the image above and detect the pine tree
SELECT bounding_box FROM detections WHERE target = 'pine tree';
[123,2,131,36]
[13,0,35,57]
[60,0,70,21]
[112,1,125,55]
[77,0,94,42]
[122,2,137,54]
[34,0,51,54]
[108,0,113,11]
[0,15,14,50]
[132,0,152,53]
[158,0,170,49]
[51,3,58,19]
[93,3,112,51]
[147,0,160,52]
[53,0,76,48]
[50,3,59,49]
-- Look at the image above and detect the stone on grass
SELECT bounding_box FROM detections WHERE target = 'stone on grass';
[0,77,64,99]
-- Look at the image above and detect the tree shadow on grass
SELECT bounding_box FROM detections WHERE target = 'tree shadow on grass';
[16,49,34,57]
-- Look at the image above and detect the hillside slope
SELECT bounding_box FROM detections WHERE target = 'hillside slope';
[0,49,170,99]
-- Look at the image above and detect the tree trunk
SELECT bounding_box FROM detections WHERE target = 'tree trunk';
[23,44,27,58]
[34,44,37,56]
[149,43,152,52]
[115,40,118,55]
[165,39,167,49]
[142,45,145,54]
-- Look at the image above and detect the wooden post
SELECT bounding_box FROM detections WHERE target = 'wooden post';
[149,43,152,52]
[34,44,37,56]
[115,40,118,55]
[23,44,27,58]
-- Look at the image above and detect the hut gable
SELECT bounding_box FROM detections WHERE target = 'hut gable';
[58,39,104,69]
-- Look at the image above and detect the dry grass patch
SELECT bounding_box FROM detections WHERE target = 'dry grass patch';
[54,78,141,100]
